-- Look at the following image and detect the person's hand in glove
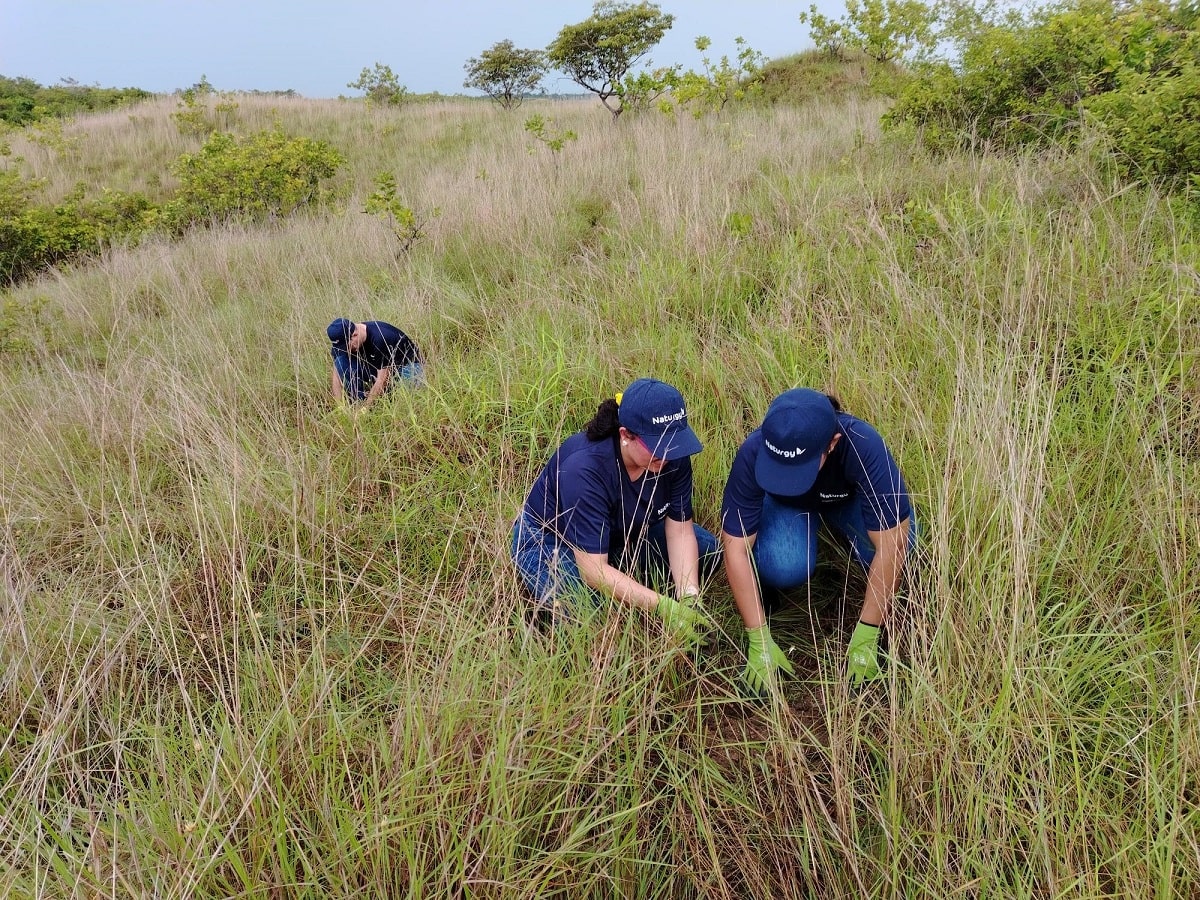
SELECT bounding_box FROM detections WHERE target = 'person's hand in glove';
[847,621,883,687]
[741,623,795,696]
[653,595,713,650]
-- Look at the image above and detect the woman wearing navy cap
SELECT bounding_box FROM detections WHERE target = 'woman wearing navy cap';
[512,378,720,646]
[721,388,913,693]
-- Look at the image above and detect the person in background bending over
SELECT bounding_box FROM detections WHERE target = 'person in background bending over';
[327,317,423,408]
[512,378,721,648]
[721,388,913,693]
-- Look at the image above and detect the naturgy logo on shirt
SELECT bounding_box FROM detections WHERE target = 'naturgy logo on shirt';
[651,407,687,425]
[764,438,806,459]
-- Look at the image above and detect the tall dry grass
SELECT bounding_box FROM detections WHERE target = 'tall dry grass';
[0,91,1196,897]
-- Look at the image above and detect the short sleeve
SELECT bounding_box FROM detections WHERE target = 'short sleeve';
[557,455,615,555]
[720,435,765,537]
[664,457,695,522]
[840,420,912,532]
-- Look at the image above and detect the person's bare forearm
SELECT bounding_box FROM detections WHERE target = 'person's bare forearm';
[363,367,392,405]
[664,518,700,597]
[574,550,661,609]
[722,530,765,629]
[330,365,344,401]
[860,519,910,626]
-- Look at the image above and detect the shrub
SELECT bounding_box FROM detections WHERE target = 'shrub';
[161,128,345,231]
[885,0,1200,190]
[363,172,437,256]
[170,76,239,136]
[0,75,153,127]
[0,171,154,284]
[347,64,409,107]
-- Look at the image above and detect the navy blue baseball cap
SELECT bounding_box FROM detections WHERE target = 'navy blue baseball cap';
[755,388,837,496]
[617,378,703,461]
[327,318,355,347]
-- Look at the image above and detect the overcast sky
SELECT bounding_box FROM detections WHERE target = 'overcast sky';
[1,1,846,97]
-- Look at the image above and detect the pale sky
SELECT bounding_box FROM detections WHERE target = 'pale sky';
[1,1,845,98]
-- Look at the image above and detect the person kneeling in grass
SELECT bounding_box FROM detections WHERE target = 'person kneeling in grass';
[721,388,914,694]
[327,317,423,408]
[511,378,721,647]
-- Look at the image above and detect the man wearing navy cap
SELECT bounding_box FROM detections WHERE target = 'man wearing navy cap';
[327,318,423,408]
[512,378,719,647]
[721,388,913,693]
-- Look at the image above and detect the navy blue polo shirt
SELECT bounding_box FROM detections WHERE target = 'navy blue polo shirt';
[523,431,694,556]
[330,321,421,376]
[721,412,911,538]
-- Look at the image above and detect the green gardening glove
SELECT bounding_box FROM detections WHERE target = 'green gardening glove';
[847,621,883,687]
[742,624,795,696]
[653,595,713,650]
[767,629,795,676]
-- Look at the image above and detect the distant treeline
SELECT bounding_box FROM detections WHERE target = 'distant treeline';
[0,76,154,126]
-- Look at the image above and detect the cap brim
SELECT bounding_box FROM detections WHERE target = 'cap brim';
[643,425,703,462]
[755,451,821,497]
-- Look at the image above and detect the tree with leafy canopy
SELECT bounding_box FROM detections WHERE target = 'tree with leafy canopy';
[464,40,547,110]
[847,0,937,62]
[547,1,675,120]
[800,0,937,65]
[347,63,408,107]
[798,5,851,60]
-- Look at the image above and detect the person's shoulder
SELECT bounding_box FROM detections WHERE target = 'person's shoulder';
[838,412,885,444]
[734,428,764,460]
[558,431,606,464]
[664,454,693,477]
[724,428,762,486]
[378,321,417,344]
[558,433,617,485]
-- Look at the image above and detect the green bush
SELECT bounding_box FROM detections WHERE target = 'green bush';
[347,63,409,107]
[170,77,240,136]
[363,172,437,256]
[1083,53,1200,186]
[885,0,1200,190]
[0,171,154,284]
[0,124,345,282]
[0,75,152,127]
[886,1,1118,149]
[161,128,345,231]
[668,36,766,116]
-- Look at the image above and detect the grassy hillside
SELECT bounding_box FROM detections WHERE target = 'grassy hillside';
[0,92,1197,897]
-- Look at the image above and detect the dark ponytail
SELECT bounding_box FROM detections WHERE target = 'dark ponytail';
[825,393,843,412]
[585,398,622,441]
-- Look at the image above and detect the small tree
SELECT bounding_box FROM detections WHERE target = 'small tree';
[620,66,681,114]
[523,114,578,153]
[347,63,408,107]
[798,5,851,60]
[464,40,547,109]
[547,0,675,120]
[844,0,937,63]
[364,172,434,256]
[671,36,767,116]
[799,0,937,64]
